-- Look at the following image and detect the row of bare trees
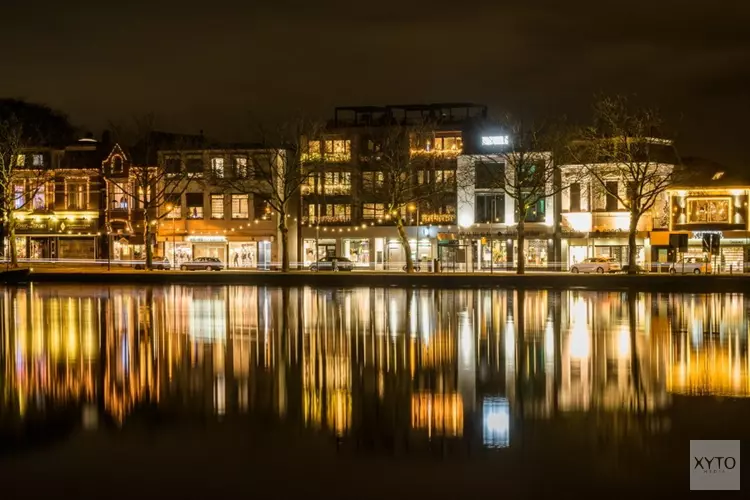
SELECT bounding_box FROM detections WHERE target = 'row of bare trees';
[0,96,677,273]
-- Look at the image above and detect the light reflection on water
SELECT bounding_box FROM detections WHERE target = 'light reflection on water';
[1,284,749,450]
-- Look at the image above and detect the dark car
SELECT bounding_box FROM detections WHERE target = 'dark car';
[179,257,224,271]
[309,256,354,271]
[134,256,171,270]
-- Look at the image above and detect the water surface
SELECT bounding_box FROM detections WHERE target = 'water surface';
[1,285,748,496]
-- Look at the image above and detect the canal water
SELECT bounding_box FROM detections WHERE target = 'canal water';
[1,285,748,496]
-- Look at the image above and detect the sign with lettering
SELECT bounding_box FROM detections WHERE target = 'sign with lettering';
[187,235,227,243]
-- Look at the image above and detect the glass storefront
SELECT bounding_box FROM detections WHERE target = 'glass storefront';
[58,238,96,260]
[194,244,226,262]
[303,238,335,265]
[164,242,193,267]
[595,245,645,266]
[514,240,548,267]
[569,245,588,267]
[343,239,369,266]
[479,240,508,269]
[229,243,257,268]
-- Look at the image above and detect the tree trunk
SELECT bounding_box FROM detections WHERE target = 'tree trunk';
[516,217,526,275]
[396,217,413,272]
[144,208,153,270]
[628,207,639,274]
[628,291,645,412]
[279,214,289,272]
[8,217,18,268]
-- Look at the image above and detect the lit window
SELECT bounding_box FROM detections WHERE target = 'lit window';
[187,193,204,219]
[66,181,87,209]
[166,203,182,219]
[324,139,351,161]
[211,194,224,219]
[234,156,249,178]
[15,154,25,167]
[13,184,24,209]
[32,154,44,167]
[232,194,249,219]
[363,203,385,219]
[112,184,128,210]
[433,135,463,153]
[211,157,224,178]
[32,185,46,210]
[482,136,510,146]
[302,140,322,162]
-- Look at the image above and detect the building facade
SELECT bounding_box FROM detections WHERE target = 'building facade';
[10,138,106,261]
[156,147,285,269]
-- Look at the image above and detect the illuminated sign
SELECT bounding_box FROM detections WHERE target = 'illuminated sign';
[481,135,510,146]
[692,231,723,239]
[186,235,227,243]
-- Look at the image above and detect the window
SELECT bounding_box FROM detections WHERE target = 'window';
[363,203,385,219]
[112,184,128,210]
[433,135,463,153]
[32,184,46,210]
[302,140,322,162]
[211,195,224,219]
[435,170,455,185]
[234,156,249,178]
[476,162,504,189]
[324,139,351,161]
[165,156,181,175]
[232,194,249,219]
[32,154,44,167]
[524,198,546,223]
[418,170,426,184]
[185,157,203,176]
[15,154,25,167]
[137,184,151,206]
[481,136,510,146]
[569,183,581,212]
[323,172,351,194]
[187,193,204,219]
[166,196,182,219]
[253,196,272,220]
[362,171,384,189]
[688,198,730,223]
[475,194,505,223]
[605,181,618,211]
[13,184,24,209]
[211,157,224,178]
[66,181,87,209]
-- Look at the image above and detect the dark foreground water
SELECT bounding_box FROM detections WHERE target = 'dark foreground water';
[0,285,748,497]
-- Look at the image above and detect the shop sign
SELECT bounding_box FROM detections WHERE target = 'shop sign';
[59,219,97,232]
[692,231,723,239]
[16,219,53,233]
[187,235,227,243]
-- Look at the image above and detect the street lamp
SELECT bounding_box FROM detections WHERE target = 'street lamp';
[165,203,175,266]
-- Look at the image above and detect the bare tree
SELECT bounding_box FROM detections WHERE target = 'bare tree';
[570,96,677,274]
[370,123,459,273]
[0,119,52,267]
[209,118,325,272]
[105,114,198,269]
[470,115,571,274]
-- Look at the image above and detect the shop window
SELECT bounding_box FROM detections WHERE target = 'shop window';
[187,192,204,219]
[211,194,224,219]
[211,157,224,178]
[688,198,730,223]
[232,194,249,219]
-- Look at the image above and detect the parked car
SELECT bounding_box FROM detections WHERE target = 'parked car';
[669,257,712,274]
[134,256,171,270]
[621,264,648,274]
[179,257,224,271]
[309,256,354,271]
[570,257,622,274]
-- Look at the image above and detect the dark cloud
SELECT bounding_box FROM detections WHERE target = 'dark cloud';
[1,0,748,164]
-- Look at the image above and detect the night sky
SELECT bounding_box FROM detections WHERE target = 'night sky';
[1,0,748,166]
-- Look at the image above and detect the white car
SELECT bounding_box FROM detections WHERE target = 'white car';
[570,257,622,274]
[669,258,712,275]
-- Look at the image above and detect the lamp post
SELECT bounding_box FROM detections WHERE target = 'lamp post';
[165,203,176,266]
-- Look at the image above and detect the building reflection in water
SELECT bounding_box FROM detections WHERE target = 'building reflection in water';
[1,285,749,449]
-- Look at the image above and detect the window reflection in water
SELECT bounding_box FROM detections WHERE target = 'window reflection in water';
[1,285,749,450]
